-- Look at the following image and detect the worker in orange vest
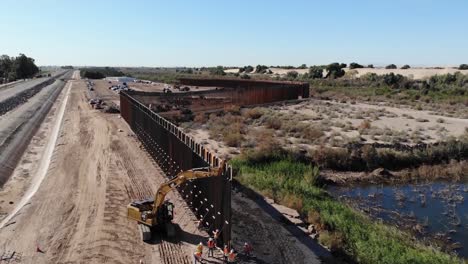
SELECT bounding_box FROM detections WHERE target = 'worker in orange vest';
[243,242,253,256]
[193,251,203,264]
[223,244,229,263]
[228,249,237,263]
[207,237,215,257]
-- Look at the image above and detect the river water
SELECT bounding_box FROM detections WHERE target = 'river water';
[329,182,467,258]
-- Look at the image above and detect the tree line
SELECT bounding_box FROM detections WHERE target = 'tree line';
[80,67,125,79]
[0,54,39,83]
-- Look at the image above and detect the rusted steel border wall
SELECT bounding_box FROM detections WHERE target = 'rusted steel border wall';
[179,78,309,105]
[120,91,232,245]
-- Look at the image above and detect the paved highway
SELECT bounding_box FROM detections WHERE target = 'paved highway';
[0,70,66,102]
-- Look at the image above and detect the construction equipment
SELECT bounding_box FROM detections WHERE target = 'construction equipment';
[127,161,225,241]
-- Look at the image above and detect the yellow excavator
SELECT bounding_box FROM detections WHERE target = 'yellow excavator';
[127,161,225,241]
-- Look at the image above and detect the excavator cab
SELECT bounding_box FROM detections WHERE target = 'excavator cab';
[157,200,174,224]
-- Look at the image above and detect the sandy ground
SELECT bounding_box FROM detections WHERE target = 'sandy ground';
[281,99,468,144]
[225,67,468,79]
[0,79,213,263]
[231,191,330,264]
[184,97,468,165]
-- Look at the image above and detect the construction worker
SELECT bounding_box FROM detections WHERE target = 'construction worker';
[196,242,203,254]
[223,245,229,263]
[212,229,220,246]
[193,251,203,264]
[207,237,215,257]
[243,242,253,256]
[228,249,237,263]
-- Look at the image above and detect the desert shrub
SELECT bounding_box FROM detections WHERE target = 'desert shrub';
[207,113,245,145]
[459,64,468,70]
[358,119,372,130]
[240,73,250,79]
[241,129,284,162]
[385,64,397,69]
[318,231,344,252]
[286,70,299,79]
[401,64,411,69]
[415,118,429,122]
[309,146,357,170]
[263,115,282,130]
[436,118,445,123]
[307,210,322,226]
[281,193,304,212]
[242,107,263,119]
[303,127,324,142]
[224,132,243,147]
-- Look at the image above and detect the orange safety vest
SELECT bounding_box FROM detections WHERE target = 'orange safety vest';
[223,247,229,256]
[208,241,215,248]
[228,252,236,261]
[195,251,202,258]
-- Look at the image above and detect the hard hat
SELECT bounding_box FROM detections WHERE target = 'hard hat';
[244,242,248,245]
[199,242,203,245]
[230,249,234,253]
[209,238,213,241]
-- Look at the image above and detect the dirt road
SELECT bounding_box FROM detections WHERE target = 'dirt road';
[0,79,211,263]
[0,76,333,263]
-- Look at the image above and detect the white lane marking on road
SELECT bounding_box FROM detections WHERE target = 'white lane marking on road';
[0,81,72,229]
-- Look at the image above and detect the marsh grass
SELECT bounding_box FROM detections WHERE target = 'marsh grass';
[232,157,460,264]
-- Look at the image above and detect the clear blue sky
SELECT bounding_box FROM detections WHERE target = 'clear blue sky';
[1,0,467,67]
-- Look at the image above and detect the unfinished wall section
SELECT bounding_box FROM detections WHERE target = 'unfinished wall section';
[179,77,309,105]
[120,92,232,245]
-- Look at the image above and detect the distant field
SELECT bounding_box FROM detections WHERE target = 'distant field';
[226,67,468,79]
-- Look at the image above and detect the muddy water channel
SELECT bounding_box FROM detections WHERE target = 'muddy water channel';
[330,183,467,258]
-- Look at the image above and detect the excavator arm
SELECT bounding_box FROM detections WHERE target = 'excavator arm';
[152,164,225,215]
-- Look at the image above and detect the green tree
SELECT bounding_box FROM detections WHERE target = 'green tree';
[325,63,346,78]
[459,64,468,70]
[210,66,226,76]
[13,54,39,79]
[349,62,364,69]
[385,64,397,69]
[308,66,323,79]
[255,65,269,74]
[0,55,12,80]
[401,64,411,69]
[298,64,307,69]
